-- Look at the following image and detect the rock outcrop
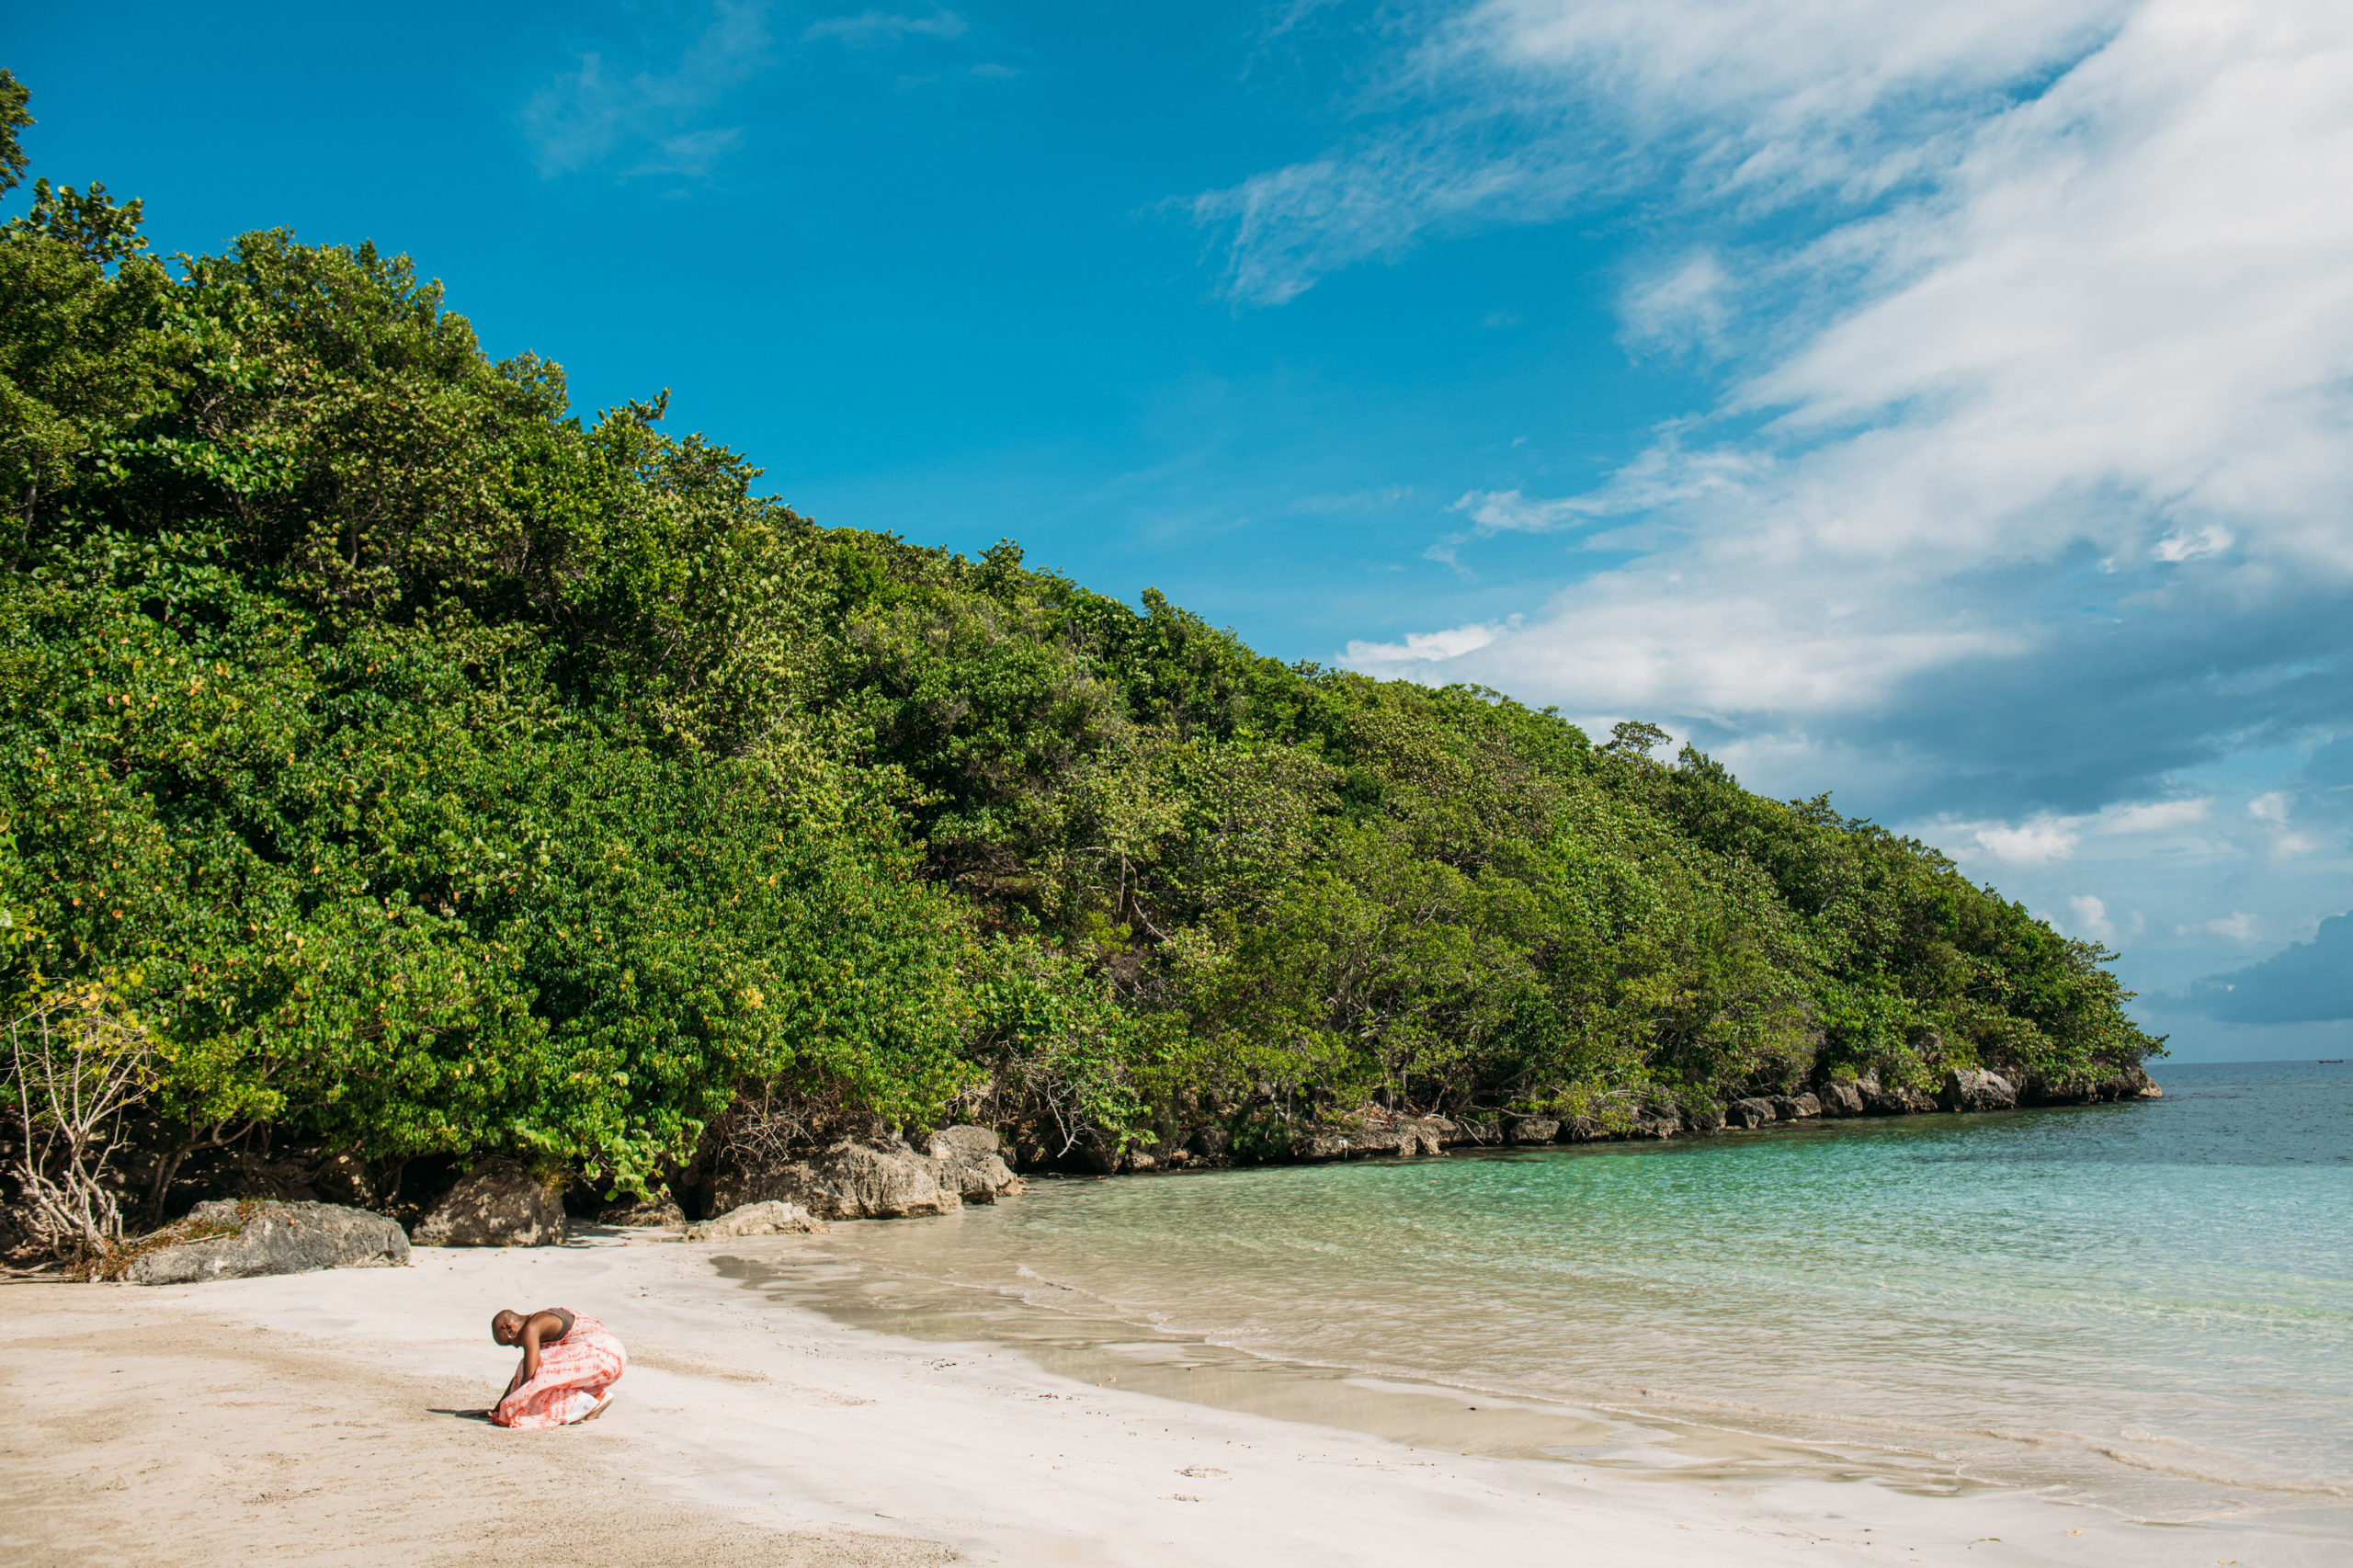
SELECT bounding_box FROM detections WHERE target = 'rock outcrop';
[1816,1080,1867,1116]
[1559,1115,1605,1142]
[1290,1107,1452,1160]
[1506,1116,1561,1145]
[683,1199,828,1241]
[597,1196,686,1229]
[1291,1123,1441,1159]
[1727,1096,1779,1129]
[413,1160,567,1247]
[1940,1068,2018,1113]
[128,1200,409,1285]
[1631,1108,1683,1139]
[2017,1062,2164,1104]
[1861,1075,1937,1115]
[711,1138,961,1220]
[1681,1102,1727,1135]
[926,1126,1025,1203]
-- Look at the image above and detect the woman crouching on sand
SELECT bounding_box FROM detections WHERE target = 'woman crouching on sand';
[489,1307,627,1428]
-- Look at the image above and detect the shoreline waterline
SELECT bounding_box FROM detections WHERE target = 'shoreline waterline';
[727,1060,2351,1542]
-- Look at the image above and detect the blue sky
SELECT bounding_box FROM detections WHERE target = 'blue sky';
[11,1,2352,1061]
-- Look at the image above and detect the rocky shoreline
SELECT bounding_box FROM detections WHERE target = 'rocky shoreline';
[58,1061,2163,1285]
[1095,1060,2164,1176]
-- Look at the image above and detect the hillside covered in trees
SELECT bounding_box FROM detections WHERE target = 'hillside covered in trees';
[0,76,2158,1243]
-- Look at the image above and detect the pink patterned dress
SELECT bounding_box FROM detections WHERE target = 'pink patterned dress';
[493,1311,627,1429]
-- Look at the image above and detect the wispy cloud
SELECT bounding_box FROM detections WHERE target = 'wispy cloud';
[1344,620,1506,664]
[522,1,774,178]
[803,10,969,45]
[1192,0,2129,307]
[1302,1,2353,843]
[2178,911,2262,943]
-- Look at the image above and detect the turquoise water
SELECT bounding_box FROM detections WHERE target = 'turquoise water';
[812,1062,2351,1527]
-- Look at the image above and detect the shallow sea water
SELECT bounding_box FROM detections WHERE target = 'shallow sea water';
[749,1060,2351,1533]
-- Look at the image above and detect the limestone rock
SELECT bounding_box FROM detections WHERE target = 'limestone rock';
[1292,1108,1449,1161]
[1727,1097,1779,1129]
[1631,1108,1683,1139]
[683,1200,828,1241]
[924,1125,996,1159]
[598,1197,686,1229]
[1558,1115,1605,1142]
[129,1200,409,1285]
[1940,1068,2018,1113]
[1817,1081,1867,1116]
[925,1126,1026,1204]
[1769,1093,1822,1120]
[1506,1116,1561,1145]
[1682,1103,1727,1135]
[714,1139,961,1221]
[1291,1126,1415,1159]
[1189,1125,1233,1159]
[2020,1062,2162,1104]
[1862,1077,1937,1116]
[413,1160,568,1247]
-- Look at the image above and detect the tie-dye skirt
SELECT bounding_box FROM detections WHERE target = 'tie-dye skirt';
[493,1312,627,1429]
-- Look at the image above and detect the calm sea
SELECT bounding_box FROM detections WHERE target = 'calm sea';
[767,1061,2351,1530]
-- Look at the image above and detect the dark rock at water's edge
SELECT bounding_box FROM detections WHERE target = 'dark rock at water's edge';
[1940,1068,2019,1113]
[710,1137,962,1220]
[1817,1080,1867,1116]
[1507,1116,1561,1145]
[1631,1108,1683,1140]
[1290,1119,1447,1160]
[2017,1061,2165,1105]
[926,1126,1026,1204]
[127,1200,409,1285]
[1727,1096,1778,1129]
[598,1196,687,1229]
[682,1199,829,1240]
[1858,1073,1938,1116]
[413,1159,567,1247]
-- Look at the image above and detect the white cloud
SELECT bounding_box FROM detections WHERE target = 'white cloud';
[1971,817,2081,865]
[1344,622,1501,664]
[1621,250,1733,357]
[1195,0,2130,307]
[1290,0,2353,812]
[2068,892,2118,941]
[522,1,772,177]
[2151,527,2234,563]
[803,10,968,45]
[2098,798,2211,835]
[2248,791,2290,823]
[2178,911,2262,942]
[2271,832,2320,862]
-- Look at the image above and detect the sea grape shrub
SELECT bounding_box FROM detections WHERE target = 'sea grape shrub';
[0,84,2161,1216]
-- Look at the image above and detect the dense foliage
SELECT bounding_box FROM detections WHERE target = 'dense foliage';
[0,84,2158,1210]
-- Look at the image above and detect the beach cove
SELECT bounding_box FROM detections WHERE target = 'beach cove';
[6,1062,2344,1568]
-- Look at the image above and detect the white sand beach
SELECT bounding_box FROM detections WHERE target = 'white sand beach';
[0,1228,2323,1568]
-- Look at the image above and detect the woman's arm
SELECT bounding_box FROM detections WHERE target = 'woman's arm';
[517,1315,550,1385]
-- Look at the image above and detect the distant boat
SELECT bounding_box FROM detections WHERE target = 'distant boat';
[2322,1059,2345,1063]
